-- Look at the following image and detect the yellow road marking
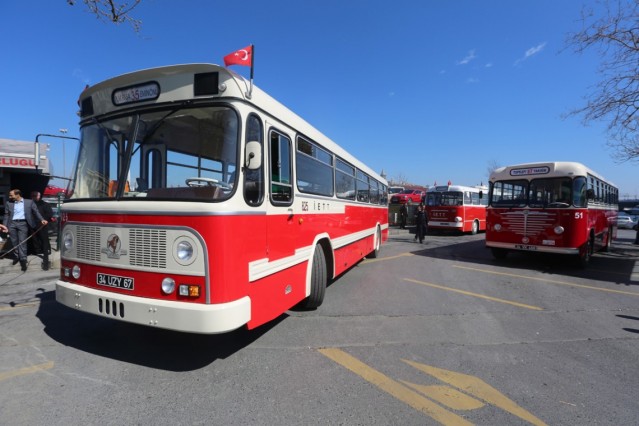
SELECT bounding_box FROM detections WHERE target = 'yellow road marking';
[402,383,485,410]
[361,252,414,264]
[319,348,473,426]
[0,302,39,312]
[453,265,639,297]
[404,360,548,426]
[403,278,543,311]
[0,361,54,382]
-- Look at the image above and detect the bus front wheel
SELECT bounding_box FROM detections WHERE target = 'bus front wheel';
[303,245,327,309]
[578,238,593,267]
[471,220,479,235]
[366,227,381,259]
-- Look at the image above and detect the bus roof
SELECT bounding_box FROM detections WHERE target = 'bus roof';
[489,161,614,186]
[79,63,386,185]
[428,184,487,193]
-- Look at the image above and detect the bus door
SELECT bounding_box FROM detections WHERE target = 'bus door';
[267,129,295,260]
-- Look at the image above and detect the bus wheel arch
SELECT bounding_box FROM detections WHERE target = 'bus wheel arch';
[602,226,613,252]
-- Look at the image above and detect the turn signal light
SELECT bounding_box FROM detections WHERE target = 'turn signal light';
[179,284,200,297]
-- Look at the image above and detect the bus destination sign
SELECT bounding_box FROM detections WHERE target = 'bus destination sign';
[510,166,550,177]
[112,81,160,106]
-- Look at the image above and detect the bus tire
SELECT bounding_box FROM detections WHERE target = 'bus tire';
[471,220,479,235]
[578,237,593,268]
[602,227,612,252]
[491,248,507,259]
[366,227,381,259]
[303,245,327,309]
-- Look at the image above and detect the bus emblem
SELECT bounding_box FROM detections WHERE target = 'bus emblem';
[101,234,128,259]
[522,237,530,244]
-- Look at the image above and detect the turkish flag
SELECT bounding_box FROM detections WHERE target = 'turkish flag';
[224,45,253,67]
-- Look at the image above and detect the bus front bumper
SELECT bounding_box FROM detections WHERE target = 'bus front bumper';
[56,280,251,334]
[485,241,579,255]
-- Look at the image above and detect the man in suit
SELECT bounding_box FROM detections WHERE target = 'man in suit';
[3,189,48,271]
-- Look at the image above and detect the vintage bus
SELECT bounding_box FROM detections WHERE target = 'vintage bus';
[425,185,488,234]
[56,64,388,333]
[486,162,617,266]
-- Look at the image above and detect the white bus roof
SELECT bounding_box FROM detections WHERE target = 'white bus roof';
[489,161,614,186]
[80,63,386,184]
[428,184,487,193]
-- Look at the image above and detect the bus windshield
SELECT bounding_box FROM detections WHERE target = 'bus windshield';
[70,105,239,201]
[490,177,579,208]
[426,191,464,206]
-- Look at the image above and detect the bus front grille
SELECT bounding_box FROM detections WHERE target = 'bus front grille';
[76,226,101,261]
[129,229,167,268]
[501,211,557,236]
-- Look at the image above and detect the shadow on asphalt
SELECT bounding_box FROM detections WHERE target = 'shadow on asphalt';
[35,290,284,371]
[405,234,639,287]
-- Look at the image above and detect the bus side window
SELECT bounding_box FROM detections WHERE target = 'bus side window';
[244,114,264,206]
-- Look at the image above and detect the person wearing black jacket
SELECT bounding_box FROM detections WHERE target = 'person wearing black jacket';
[414,203,427,244]
[3,189,48,271]
[30,191,54,270]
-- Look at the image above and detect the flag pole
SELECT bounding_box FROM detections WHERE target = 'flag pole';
[247,44,254,99]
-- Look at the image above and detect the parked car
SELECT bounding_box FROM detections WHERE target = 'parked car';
[390,189,425,204]
[617,215,638,230]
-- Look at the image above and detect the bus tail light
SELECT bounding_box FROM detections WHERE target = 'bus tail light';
[179,284,200,298]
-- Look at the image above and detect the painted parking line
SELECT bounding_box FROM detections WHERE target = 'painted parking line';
[453,265,639,297]
[0,361,54,382]
[361,252,414,264]
[0,302,40,312]
[403,278,543,311]
[319,348,547,426]
[319,348,473,426]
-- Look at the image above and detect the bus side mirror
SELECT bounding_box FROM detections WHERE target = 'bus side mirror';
[245,141,262,170]
[586,188,595,200]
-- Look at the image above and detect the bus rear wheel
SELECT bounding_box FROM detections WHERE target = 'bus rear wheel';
[302,245,327,309]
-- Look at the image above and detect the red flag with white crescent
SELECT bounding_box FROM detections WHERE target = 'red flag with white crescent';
[224,45,253,67]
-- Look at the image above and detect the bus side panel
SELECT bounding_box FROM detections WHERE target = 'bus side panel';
[333,234,375,277]
[246,262,307,329]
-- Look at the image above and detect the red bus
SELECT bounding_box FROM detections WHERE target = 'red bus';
[56,63,388,333]
[486,162,618,266]
[425,185,488,234]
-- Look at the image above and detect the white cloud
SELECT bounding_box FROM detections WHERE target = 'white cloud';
[514,42,547,65]
[466,77,479,84]
[457,49,476,65]
[485,62,493,68]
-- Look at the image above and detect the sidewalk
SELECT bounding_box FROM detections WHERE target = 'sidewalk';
[0,235,61,275]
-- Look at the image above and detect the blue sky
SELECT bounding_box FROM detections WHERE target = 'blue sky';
[2,1,638,198]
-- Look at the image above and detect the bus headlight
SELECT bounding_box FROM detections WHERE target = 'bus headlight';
[161,278,176,295]
[72,265,81,279]
[455,216,462,223]
[173,237,197,266]
[63,231,74,251]
[494,224,502,231]
[554,226,565,235]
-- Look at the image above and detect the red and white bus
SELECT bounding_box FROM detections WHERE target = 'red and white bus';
[425,185,488,234]
[56,64,388,333]
[486,162,618,265]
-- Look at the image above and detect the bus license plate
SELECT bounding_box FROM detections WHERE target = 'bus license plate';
[514,244,537,251]
[97,273,134,290]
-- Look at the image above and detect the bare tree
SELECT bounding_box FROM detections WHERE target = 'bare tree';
[486,159,501,179]
[565,0,639,162]
[67,0,143,32]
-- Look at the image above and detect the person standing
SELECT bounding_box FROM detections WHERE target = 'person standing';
[30,191,54,270]
[399,203,408,229]
[3,189,48,271]
[414,203,427,244]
